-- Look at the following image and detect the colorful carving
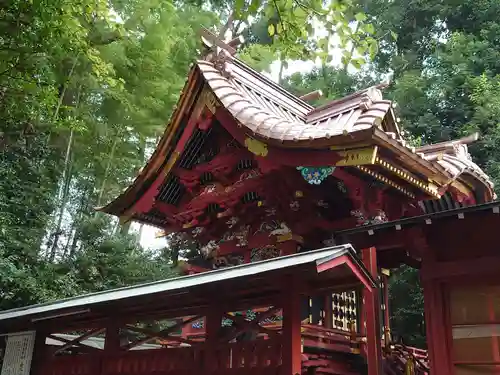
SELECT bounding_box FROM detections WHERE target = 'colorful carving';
[191,227,204,237]
[269,222,291,237]
[297,166,335,185]
[213,254,245,268]
[250,245,280,262]
[201,240,219,256]
[221,224,249,247]
[244,137,268,157]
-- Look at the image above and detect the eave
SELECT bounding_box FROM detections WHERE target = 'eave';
[98,54,493,221]
[97,67,205,216]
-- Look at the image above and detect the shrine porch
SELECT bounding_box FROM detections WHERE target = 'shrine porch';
[0,245,379,375]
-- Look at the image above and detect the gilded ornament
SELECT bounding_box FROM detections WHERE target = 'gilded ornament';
[244,137,268,157]
[336,146,378,166]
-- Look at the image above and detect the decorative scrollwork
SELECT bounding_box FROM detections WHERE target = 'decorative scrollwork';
[297,166,336,185]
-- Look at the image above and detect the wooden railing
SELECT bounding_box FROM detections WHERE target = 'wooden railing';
[301,324,365,355]
[43,337,283,375]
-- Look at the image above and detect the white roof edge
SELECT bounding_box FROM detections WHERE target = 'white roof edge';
[0,245,355,323]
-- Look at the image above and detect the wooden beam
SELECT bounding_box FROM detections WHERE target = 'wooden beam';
[199,27,237,55]
[50,328,105,354]
[124,324,198,347]
[421,255,500,281]
[124,315,202,349]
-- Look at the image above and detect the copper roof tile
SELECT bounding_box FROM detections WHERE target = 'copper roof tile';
[198,59,390,143]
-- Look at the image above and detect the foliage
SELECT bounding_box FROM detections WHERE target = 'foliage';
[388,267,426,347]
[0,0,211,310]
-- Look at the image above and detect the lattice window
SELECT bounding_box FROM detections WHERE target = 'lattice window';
[331,291,358,331]
[1,331,35,375]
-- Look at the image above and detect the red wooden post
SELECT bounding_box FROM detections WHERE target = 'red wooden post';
[30,330,47,375]
[104,322,121,353]
[382,274,391,349]
[205,306,222,371]
[282,276,302,375]
[362,247,382,375]
[324,294,332,328]
[421,248,454,375]
[487,293,500,371]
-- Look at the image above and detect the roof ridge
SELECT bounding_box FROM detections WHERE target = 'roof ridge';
[213,54,314,111]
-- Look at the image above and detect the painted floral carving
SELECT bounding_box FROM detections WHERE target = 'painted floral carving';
[201,240,219,256]
[250,245,280,262]
[297,166,335,185]
[226,216,239,228]
[213,254,245,269]
[269,222,291,236]
[222,224,249,246]
[265,207,276,216]
[191,227,204,237]
[238,169,261,181]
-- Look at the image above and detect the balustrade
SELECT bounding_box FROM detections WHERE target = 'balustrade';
[43,337,283,375]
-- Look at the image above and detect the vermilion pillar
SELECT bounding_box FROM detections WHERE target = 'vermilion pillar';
[362,247,382,375]
[421,252,453,375]
[282,276,302,375]
[205,305,223,372]
[104,322,121,353]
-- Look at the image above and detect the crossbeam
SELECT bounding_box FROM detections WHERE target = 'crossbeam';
[124,315,202,349]
[49,328,105,354]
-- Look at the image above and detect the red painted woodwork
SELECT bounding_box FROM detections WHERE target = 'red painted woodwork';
[362,247,382,375]
[282,277,302,375]
[43,339,284,375]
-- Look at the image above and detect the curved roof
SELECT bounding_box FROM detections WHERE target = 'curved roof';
[199,58,397,144]
[417,135,495,200]
[98,53,494,218]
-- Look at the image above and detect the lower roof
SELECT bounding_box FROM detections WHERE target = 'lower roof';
[0,245,375,333]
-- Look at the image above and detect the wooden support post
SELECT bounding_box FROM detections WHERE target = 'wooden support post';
[104,322,121,353]
[382,274,391,349]
[362,247,382,375]
[324,294,333,329]
[205,306,222,371]
[282,276,302,375]
[30,331,47,375]
[421,249,453,375]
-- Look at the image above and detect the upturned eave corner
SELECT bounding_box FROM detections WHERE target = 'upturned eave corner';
[94,65,205,218]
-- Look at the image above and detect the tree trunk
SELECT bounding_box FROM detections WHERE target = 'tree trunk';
[48,128,74,262]
[96,134,119,208]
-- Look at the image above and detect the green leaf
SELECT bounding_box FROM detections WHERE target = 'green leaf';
[268,24,275,37]
[355,12,367,22]
[368,41,379,58]
[351,57,365,69]
[364,23,375,35]
[391,31,398,40]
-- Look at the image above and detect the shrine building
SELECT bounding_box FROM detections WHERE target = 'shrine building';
[0,36,498,375]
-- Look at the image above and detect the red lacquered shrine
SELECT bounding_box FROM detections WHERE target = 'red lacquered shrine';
[0,43,497,375]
